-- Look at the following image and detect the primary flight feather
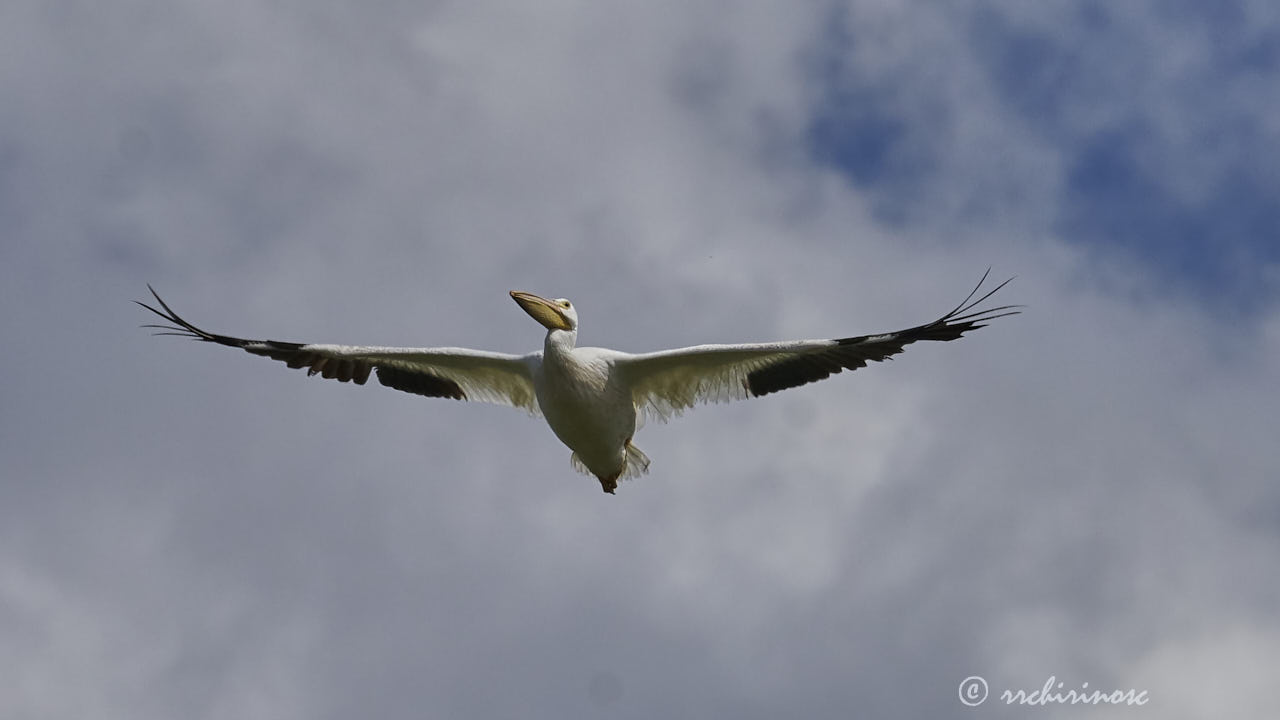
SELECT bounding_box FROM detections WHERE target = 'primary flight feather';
[138,271,1018,494]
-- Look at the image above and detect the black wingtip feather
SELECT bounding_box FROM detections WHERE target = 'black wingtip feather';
[138,286,385,393]
[136,286,263,348]
[745,269,1020,397]
[135,287,213,341]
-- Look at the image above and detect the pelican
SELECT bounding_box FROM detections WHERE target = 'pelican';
[138,271,1017,494]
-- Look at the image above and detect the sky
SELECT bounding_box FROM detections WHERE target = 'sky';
[2,1,1278,718]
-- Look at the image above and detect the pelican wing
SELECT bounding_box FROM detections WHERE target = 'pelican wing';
[138,287,539,413]
[616,271,1018,422]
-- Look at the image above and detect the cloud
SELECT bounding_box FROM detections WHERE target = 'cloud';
[2,1,1277,718]
[808,0,1280,306]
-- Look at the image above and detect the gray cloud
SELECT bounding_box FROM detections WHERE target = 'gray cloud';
[2,2,1277,719]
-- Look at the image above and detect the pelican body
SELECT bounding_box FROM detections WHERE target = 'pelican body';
[139,272,1017,494]
[511,292,649,490]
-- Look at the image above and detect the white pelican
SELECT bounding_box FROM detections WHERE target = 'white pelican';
[139,271,1017,494]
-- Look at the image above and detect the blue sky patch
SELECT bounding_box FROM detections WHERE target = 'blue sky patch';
[805,2,1279,310]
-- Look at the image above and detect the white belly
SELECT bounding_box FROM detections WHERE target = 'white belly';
[535,351,635,477]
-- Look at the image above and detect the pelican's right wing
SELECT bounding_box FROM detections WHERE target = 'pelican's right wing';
[613,271,1018,423]
[138,287,540,414]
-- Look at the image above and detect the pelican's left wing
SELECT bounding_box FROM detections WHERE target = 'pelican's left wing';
[138,286,539,414]
[614,271,1018,422]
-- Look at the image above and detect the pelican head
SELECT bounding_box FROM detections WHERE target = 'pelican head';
[510,291,577,332]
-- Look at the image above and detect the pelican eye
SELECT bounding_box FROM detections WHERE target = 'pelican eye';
[559,300,572,308]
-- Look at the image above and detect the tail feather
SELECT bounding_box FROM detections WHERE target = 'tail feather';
[568,443,651,481]
[623,442,650,479]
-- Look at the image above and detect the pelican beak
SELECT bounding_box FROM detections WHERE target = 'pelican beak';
[510,291,573,331]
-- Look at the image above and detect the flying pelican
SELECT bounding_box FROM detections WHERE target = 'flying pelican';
[138,271,1017,494]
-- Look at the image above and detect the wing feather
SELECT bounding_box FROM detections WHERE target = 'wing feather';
[615,270,1019,423]
[137,286,539,414]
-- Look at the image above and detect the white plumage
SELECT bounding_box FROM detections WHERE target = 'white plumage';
[139,272,1017,494]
